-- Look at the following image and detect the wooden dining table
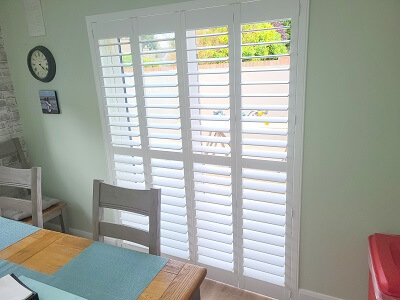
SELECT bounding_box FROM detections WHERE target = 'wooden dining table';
[0,228,206,299]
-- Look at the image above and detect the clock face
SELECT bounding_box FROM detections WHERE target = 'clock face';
[30,50,49,79]
[27,46,56,82]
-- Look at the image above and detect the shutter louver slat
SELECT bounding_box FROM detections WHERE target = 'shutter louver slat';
[198,256,233,272]
[107,103,137,108]
[243,189,286,205]
[243,219,285,237]
[197,220,233,235]
[151,168,184,179]
[197,237,233,253]
[197,228,233,243]
[141,71,178,77]
[161,237,189,251]
[197,246,233,262]
[161,228,188,242]
[161,245,189,259]
[244,258,284,277]
[111,130,140,137]
[195,193,232,206]
[243,248,284,267]
[244,268,284,287]
[196,202,232,216]
[192,145,231,155]
[243,229,285,247]
[161,220,188,234]
[161,195,186,207]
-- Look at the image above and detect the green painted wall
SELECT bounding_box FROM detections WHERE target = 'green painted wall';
[300,0,400,299]
[0,0,399,299]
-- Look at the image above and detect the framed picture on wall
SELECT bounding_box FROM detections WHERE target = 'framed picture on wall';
[39,90,60,114]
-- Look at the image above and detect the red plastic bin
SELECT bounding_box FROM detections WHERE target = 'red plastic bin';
[368,233,400,300]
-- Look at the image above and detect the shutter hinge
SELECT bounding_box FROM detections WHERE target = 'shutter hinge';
[289,209,294,236]
[293,115,297,126]
[299,2,301,16]
[289,288,293,299]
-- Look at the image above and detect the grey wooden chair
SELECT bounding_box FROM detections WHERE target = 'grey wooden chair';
[92,180,161,255]
[0,166,43,227]
[0,138,69,233]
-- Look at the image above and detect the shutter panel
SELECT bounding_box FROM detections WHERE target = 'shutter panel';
[134,13,190,260]
[93,20,149,238]
[183,6,237,278]
[239,0,291,293]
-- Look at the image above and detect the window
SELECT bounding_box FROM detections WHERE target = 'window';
[88,0,305,298]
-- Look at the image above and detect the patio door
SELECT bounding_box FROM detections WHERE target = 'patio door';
[89,0,303,298]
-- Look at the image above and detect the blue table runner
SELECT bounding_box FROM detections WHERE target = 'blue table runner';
[0,216,40,251]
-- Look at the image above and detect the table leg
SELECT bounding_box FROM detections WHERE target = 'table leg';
[190,287,201,300]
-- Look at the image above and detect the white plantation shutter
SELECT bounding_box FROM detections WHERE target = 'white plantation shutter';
[90,0,298,298]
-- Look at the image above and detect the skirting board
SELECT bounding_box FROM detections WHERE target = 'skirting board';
[299,289,343,300]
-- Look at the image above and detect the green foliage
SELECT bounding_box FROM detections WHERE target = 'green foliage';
[196,22,290,62]
[241,23,288,60]
[196,27,229,60]
[122,55,132,64]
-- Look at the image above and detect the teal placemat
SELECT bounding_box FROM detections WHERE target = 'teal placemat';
[0,217,40,251]
[19,276,86,300]
[0,260,120,299]
[54,242,169,300]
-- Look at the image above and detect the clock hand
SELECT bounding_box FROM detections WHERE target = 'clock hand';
[39,63,46,70]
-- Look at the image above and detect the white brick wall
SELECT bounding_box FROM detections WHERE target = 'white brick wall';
[0,26,27,166]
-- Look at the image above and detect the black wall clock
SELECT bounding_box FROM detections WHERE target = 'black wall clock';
[27,46,56,82]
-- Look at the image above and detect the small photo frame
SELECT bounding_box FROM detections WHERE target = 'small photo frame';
[39,90,60,114]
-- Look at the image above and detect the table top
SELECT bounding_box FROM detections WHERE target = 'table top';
[0,229,206,299]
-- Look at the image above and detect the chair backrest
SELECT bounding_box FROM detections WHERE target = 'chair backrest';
[0,166,42,227]
[0,138,29,168]
[92,180,161,255]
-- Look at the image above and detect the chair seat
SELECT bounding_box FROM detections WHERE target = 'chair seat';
[1,195,59,221]
[22,201,67,224]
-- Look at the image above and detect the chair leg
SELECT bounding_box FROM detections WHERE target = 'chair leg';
[59,206,69,234]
